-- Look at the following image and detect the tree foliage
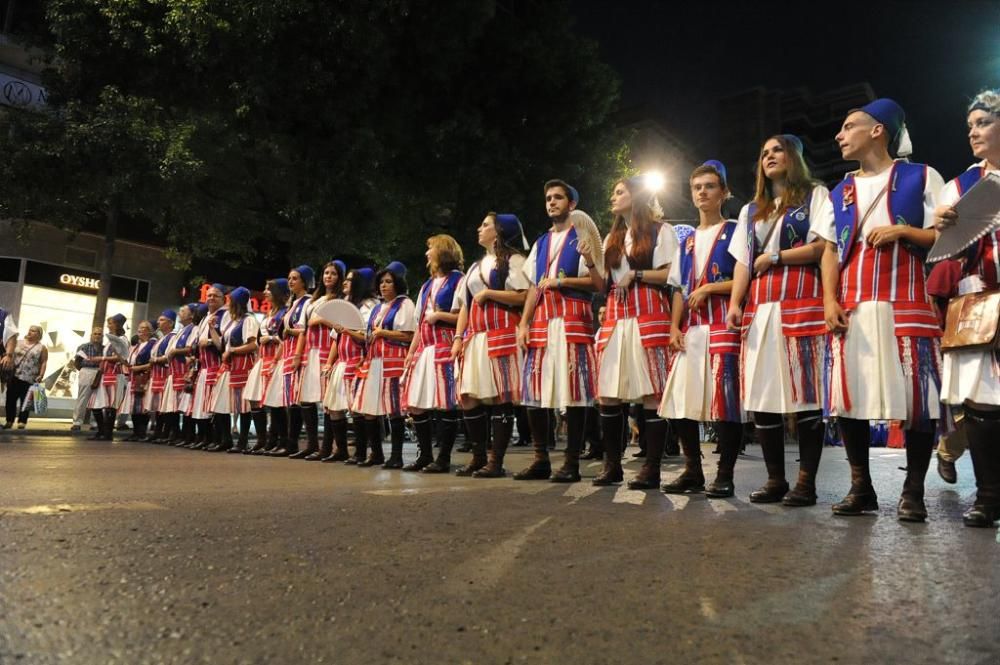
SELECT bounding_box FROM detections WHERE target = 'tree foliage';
[0,0,625,287]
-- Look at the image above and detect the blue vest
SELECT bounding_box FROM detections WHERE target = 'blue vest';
[175,323,196,349]
[135,339,156,365]
[745,191,813,261]
[678,221,738,296]
[533,226,592,302]
[419,270,463,315]
[154,331,175,357]
[228,316,249,347]
[830,162,927,267]
[368,296,409,347]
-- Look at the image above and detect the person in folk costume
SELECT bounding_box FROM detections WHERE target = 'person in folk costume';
[351,261,416,467]
[587,175,678,489]
[294,261,345,460]
[514,179,602,482]
[143,310,178,442]
[207,287,260,452]
[724,135,833,506]
[402,236,465,471]
[819,98,945,521]
[658,162,744,498]
[120,321,158,441]
[322,268,378,463]
[87,313,130,441]
[245,279,290,454]
[190,284,230,450]
[935,88,1000,527]
[161,303,199,445]
[444,214,531,475]
[264,266,313,457]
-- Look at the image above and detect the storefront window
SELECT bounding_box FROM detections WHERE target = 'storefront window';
[19,285,135,399]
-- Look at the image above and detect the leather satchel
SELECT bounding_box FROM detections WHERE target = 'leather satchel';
[942,290,1000,351]
[132,369,151,395]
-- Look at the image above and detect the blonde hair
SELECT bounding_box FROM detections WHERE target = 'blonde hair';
[426,234,464,274]
[969,89,1000,116]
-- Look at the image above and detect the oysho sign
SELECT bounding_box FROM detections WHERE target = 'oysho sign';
[60,273,101,290]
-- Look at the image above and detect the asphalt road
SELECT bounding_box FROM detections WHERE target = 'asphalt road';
[1,435,998,665]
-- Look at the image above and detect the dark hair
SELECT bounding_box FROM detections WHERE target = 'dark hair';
[265,279,289,310]
[228,298,248,319]
[375,268,408,298]
[345,269,376,306]
[485,212,527,288]
[312,261,345,302]
[751,135,817,221]
[605,179,659,273]
[689,164,727,189]
[544,179,574,201]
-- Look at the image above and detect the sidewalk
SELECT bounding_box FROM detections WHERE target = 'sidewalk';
[1,418,106,437]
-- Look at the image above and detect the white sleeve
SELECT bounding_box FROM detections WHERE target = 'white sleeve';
[923,166,946,229]
[393,299,417,332]
[666,241,683,288]
[506,255,531,290]
[807,186,832,242]
[2,314,16,345]
[728,205,752,266]
[523,243,539,285]
[242,316,260,341]
[812,187,838,243]
[653,223,679,270]
[414,285,427,317]
[939,178,961,207]
[454,274,468,309]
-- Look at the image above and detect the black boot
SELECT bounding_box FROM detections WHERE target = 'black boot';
[963,407,1000,527]
[346,416,368,464]
[662,419,705,493]
[179,415,196,447]
[230,412,252,453]
[382,417,405,469]
[263,408,286,454]
[358,418,385,466]
[748,412,789,503]
[456,406,489,476]
[628,410,667,489]
[706,421,741,498]
[580,405,604,459]
[145,416,165,442]
[475,404,513,478]
[129,413,149,441]
[593,405,625,486]
[783,411,824,506]
[88,409,106,440]
[208,414,232,451]
[322,416,350,462]
[166,413,183,444]
[404,412,435,471]
[247,409,269,453]
[552,406,587,483]
[513,407,552,480]
[269,407,297,456]
[832,418,879,515]
[898,428,934,522]
[424,411,459,473]
[291,404,319,459]
[103,409,117,441]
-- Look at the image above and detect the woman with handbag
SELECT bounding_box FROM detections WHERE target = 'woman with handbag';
[936,88,1000,528]
[724,135,833,506]
[3,324,47,430]
[120,321,157,441]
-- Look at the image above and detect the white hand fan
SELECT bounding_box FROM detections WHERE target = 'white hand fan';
[313,299,365,330]
[928,172,1000,263]
[570,210,605,278]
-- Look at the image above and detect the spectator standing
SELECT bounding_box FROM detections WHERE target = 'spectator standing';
[3,325,47,429]
[72,327,104,431]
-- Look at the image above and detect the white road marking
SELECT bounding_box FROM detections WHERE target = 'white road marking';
[0,501,167,516]
[708,499,738,513]
[662,494,691,510]
[562,482,601,504]
[444,516,553,594]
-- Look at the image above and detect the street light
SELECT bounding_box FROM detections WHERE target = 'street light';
[644,170,666,193]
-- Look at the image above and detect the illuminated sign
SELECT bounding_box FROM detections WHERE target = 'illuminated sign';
[196,282,271,314]
[59,274,101,290]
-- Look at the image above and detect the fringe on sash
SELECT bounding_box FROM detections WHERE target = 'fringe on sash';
[489,354,521,404]
[785,335,822,406]
[710,352,741,422]
[897,336,942,432]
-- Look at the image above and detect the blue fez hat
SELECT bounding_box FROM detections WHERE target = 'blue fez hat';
[566,185,579,204]
[229,286,251,308]
[495,214,529,250]
[270,278,290,298]
[210,283,226,294]
[355,267,375,284]
[293,265,315,289]
[184,302,199,314]
[856,98,912,157]
[781,134,803,154]
[385,261,407,278]
[332,260,347,277]
[702,160,728,187]
[196,303,209,318]
[110,313,127,327]
[160,309,177,323]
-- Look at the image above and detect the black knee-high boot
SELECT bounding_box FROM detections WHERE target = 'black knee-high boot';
[706,421,741,498]
[456,405,489,476]
[166,413,182,444]
[248,409,268,453]
[749,412,789,503]
[832,417,878,515]
[784,411,824,506]
[475,403,513,478]
[180,414,196,447]
[264,408,287,454]
[130,413,149,440]
[285,405,303,456]
[553,406,588,483]
[293,403,320,459]
[593,404,625,486]
[404,411,435,471]
[662,419,705,493]
[513,407,552,480]
[359,418,385,466]
[323,415,350,462]
[208,414,232,451]
[88,409,106,440]
[311,412,333,461]
[347,416,368,464]
[382,417,405,469]
[963,407,1000,527]
[103,408,117,441]
[898,427,935,522]
[230,412,252,453]
[628,410,668,489]
[424,410,459,473]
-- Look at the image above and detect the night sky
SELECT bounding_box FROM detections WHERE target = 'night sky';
[572,0,1000,180]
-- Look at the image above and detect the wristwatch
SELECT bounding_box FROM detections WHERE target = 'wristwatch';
[770,251,781,266]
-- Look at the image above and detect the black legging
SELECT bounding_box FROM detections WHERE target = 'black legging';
[5,377,32,424]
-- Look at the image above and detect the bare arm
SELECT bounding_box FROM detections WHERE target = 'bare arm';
[821,241,848,333]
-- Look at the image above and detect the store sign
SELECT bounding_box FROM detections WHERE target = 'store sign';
[59,273,101,290]
[197,282,271,314]
[0,72,47,109]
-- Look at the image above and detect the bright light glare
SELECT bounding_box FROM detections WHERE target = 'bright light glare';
[644,171,666,193]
